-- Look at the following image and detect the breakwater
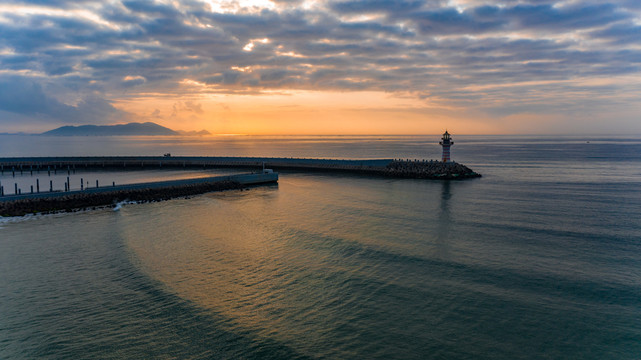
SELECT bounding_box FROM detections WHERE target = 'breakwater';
[0,156,481,179]
[383,160,481,179]
[0,173,278,217]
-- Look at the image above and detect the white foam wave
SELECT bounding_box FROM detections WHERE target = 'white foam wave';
[113,200,136,211]
[0,212,43,228]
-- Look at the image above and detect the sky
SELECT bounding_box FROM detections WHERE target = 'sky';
[0,0,640,135]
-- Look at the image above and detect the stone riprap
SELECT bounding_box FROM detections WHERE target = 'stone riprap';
[383,160,482,179]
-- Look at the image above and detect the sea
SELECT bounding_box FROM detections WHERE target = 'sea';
[1,135,640,359]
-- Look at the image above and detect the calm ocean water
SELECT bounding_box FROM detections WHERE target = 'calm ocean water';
[1,135,640,359]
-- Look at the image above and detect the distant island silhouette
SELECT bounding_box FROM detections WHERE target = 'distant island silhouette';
[41,122,210,136]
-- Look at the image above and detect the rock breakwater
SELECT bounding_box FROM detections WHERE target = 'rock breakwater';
[383,160,482,179]
[0,180,242,217]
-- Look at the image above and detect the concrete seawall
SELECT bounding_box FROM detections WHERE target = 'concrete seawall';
[0,172,278,216]
[0,156,481,179]
[0,156,392,172]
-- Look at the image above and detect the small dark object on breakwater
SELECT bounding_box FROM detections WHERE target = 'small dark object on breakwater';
[383,160,481,179]
[0,181,242,217]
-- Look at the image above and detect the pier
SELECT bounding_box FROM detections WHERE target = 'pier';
[0,156,480,216]
[0,172,278,217]
[0,156,481,179]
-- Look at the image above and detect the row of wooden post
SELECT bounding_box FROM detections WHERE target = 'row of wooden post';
[1,161,206,174]
[0,177,116,196]
[0,164,81,177]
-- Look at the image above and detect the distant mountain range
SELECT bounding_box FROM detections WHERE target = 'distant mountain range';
[177,129,212,136]
[41,122,210,136]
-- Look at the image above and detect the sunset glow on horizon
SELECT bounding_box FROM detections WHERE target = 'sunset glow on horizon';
[1,0,640,135]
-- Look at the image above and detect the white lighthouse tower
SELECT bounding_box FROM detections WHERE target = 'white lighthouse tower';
[439,131,453,162]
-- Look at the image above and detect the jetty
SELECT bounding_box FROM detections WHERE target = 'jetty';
[0,172,278,217]
[0,155,480,216]
[0,156,480,179]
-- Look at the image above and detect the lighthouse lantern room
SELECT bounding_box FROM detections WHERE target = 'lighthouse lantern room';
[439,131,454,162]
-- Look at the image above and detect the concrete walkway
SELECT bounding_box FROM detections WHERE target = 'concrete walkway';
[0,172,277,202]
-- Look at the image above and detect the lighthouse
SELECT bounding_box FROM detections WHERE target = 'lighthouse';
[439,131,453,162]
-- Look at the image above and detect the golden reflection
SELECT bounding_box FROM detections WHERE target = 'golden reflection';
[120,175,450,350]
[121,183,315,339]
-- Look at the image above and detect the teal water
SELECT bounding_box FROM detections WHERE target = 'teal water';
[1,135,641,359]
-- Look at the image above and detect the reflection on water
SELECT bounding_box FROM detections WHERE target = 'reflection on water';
[435,181,451,258]
[118,171,641,359]
[121,175,461,358]
[0,208,310,359]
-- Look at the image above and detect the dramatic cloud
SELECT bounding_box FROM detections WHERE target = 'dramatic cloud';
[0,0,640,133]
[0,75,125,125]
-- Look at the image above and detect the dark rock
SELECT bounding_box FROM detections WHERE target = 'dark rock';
[382,160,482,179]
